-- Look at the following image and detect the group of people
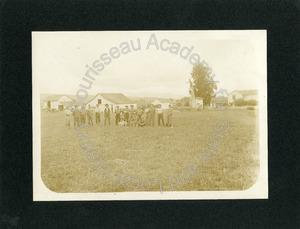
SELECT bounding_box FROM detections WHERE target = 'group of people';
[64,103,174,129]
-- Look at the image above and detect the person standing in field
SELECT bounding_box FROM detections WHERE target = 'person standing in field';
[123,105,129,124]
[145,105,150,126]
[149,104,156,126]
[157,104,165,126]
[129,105,135,126]
[115,105,121,125]
[166,104,174,128]
[86,105,93,126]
[72,105,80,127]
[64,106,72,129]
[95,104,101,125]
[79,105,86,125]
[104,104,111,125]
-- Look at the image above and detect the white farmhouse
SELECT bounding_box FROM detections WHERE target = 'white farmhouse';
[228,90,258,105]
[87,93,136,111]
[43,94,73,111]
[43,94,95,111]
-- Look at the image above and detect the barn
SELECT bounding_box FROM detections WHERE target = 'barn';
[43,94,73,111]
[43,94,95,111]
[228,90,258,105]
[87,93,136,111]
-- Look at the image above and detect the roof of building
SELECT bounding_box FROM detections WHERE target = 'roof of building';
[229,90,258,96]
[90,93,134,104]
[44,94,96,102]
[43,93,134,104]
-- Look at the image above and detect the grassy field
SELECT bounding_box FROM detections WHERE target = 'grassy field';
[41,109,259,193]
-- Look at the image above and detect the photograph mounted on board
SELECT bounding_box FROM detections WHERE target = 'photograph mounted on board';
[32,30,268,200]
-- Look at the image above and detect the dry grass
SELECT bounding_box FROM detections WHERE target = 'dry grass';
[41,109,259,192]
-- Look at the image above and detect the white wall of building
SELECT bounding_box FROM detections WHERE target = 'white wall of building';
[191,98,203,108]
[228,92,258,104]
[87,94,136,111]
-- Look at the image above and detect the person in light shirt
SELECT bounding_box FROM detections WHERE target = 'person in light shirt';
[64,106,73,129]
[95,104,101,124]
[145,105,150,126]
[149,104,156,126]
[166,104,174,128]
[72,105,80,127]
[156,104,165,126]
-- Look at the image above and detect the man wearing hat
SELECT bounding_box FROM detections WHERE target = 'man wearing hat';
[64,106,72,129]
[115,105,121,125]
[149,104,156,127]
[72,105,80,127]
[123,105,129,124]
[129,105,137,127]
[157,104,165,126]
[79,105,86,125]
[104,104,111,125]
[86,104,94,126]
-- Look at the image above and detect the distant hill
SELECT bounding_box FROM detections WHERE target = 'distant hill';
[129,96,180,104]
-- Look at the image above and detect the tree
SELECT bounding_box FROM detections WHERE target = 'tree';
[180,97,190,106]
[190,62,218,106]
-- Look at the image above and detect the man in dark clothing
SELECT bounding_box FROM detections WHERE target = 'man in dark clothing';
[115,105,121,125]
[79,106,86,125]
[86,105,93,126]
[104,104,110,125]
[123,105,129,124]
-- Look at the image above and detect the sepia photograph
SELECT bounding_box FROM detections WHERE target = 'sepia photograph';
[32,31,268,200]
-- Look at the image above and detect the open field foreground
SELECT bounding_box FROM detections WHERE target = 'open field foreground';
[41,109,259,193]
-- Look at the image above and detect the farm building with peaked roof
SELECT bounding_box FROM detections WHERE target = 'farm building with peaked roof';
[87,93,137,111]
[228,90,258,105]
[43,94,73,111]
[43,94,96,111]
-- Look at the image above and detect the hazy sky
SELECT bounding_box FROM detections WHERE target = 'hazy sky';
[33,31,266,99]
